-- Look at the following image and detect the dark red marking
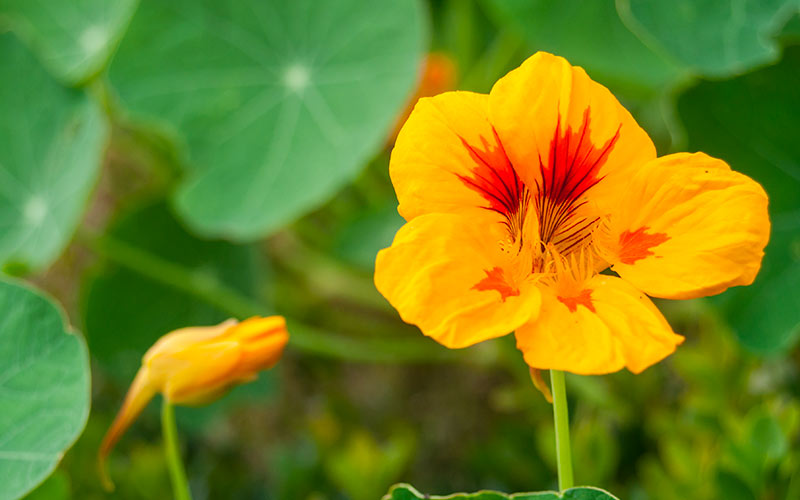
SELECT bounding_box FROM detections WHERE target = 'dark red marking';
[472,266,520,301]
[535,109,621,245]
[618,227,670,264]
[456,129,530,239]
[557,289,596,313]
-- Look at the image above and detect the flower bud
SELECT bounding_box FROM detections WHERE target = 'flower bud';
[98,316,288,487]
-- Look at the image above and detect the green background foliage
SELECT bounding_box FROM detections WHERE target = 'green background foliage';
[0,279,90,500]
[0,0,798,498]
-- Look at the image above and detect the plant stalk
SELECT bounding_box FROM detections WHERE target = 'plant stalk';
[161,400,192,500]
[550,369,574,491]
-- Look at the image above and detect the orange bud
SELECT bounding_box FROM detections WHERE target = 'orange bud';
[98,316,288,489]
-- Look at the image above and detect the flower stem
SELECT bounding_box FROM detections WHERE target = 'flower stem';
[161,400,192,500]
[550,369,573,491]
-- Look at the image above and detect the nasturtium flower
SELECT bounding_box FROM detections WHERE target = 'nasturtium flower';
[375,52,769,375]
[99,317,288,474]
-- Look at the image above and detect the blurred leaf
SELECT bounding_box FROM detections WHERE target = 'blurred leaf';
[0,0,138,84]
[0,279,90,500]
[618,0,797,77]
[714,468,757,500]
[747,411,788,463]
[332,202,404,271]
[325,428,415,500]
[22,470,69,500]
[678,45,800,354]
[383,484,620,500]
[480,0,682,97]
[0,33,107,274]
[83,200,263,382]
[108,0,426,240]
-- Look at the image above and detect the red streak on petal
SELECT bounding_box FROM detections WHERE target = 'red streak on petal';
[473,266,520,301]
[557,289,596,313]
[618,227,670,264]
[456,131,529,237]
[537,109,621,245]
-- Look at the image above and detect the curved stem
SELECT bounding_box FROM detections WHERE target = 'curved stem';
[550,369,574,491]
[161,400,192,500]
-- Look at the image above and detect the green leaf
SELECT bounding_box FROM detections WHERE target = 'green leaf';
[83,200,263,382]
[480,0,683,98]
[677,46,800,354]
[383,484,620,500]
[618,0,798,77]
[0,0,139,84]
[21,470,69,500]
[108,0,426,240]
[82,200,275,429]
[331,202,404,271]
[0,33,107,274]
[0,278,90,500]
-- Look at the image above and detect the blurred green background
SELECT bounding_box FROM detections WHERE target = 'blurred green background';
[1,0,799,499]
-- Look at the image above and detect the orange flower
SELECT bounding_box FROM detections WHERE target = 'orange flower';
[375,52,769,375]
[99,316,288,482]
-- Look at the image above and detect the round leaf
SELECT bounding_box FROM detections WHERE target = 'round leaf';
[0,0,139,84]
[108,0,426,240]
[0,33,107,274]
[0,279,90,500]
[618,0,798,77]
[481,0,682,97]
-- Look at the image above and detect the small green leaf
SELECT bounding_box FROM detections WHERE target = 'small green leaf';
[618,0,797,77]
[481,0,683,97]
[108,0,426,240]
[0,0,139,84]
[0,33,107,274]
[0,278,90,500]
[383,484,619,500]
[678,46,800,354]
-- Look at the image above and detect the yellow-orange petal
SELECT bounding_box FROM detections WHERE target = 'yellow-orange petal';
[98,368,158,490]
[487,52,655,214]
[605,152,770,300]
[515,275,684,375]
[391,91,528,222]
[375,210,541,349]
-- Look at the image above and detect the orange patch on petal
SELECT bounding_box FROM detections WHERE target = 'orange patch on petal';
[557,289,595,313]
[473,266,520,301]
[618,227,670,265]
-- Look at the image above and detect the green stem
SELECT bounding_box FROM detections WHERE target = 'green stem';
[550,369,574,491]
[161,400,192,500]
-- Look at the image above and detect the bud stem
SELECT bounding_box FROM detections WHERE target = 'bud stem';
[161,400,192,500]
[550,369,574,491]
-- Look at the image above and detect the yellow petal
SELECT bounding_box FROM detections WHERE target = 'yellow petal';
[515,275,684,375]
[391,91,529,223]
[227,316,289,376]
[98,368,158,490]
[375,210,541,349]
[605,152,770,299]
[488,52,655,216]
[160,340,243,404]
